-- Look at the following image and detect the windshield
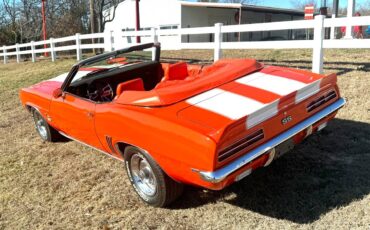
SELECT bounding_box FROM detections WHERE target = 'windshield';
[72,50,153,83]
[63,43,160,87]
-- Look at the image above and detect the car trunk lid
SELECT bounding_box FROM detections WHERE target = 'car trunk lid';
[177,66,330,143]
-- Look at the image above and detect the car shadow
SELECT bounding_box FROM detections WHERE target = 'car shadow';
[169,118,370,224]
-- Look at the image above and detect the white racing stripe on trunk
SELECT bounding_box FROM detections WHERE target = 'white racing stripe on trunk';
[187,89,265,120]
[186,88,224,105]
[295,79,322,103]
[185,71,321,128]
[247,100,279,129]
[236,72,307,96]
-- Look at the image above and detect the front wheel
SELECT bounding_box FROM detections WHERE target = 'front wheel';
[32,109,61,142]
[124,146,183,207]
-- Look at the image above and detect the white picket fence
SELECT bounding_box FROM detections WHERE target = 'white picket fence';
[1,15,370,74]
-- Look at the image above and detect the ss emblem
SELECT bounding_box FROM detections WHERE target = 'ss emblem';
[281,115,293,125]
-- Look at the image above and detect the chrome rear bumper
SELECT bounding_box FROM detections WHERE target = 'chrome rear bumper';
[195,98,346,183]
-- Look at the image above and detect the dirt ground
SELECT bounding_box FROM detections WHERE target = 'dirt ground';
[0,49,369,229]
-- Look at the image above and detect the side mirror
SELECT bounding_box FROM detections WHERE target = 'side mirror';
[53,88,63,98]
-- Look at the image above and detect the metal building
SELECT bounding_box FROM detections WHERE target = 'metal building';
[104,0,305,45]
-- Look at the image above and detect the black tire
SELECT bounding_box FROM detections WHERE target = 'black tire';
[124,146,184,207]
[32,108,62,142]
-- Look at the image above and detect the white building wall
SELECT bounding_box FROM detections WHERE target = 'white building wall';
[104,0,304,47]
[104,0,181,47]
[181,6,238,42]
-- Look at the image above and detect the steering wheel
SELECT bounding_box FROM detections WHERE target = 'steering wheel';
[87,81,114,102]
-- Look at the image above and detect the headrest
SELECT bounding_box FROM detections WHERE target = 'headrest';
[163,62,188,81]
[116,78,144,97]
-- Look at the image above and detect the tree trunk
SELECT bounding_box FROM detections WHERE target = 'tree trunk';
[89,0,96,54]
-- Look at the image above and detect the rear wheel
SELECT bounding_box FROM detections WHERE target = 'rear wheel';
[124,146,183,207]
[32,109,61,142]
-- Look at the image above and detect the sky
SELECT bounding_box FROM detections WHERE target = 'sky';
[262,0,367,9]
[186,0,368,10]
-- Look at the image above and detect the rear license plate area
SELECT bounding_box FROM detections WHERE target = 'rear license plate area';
[274,138,295,159]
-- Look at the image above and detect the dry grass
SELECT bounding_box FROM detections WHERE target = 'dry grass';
[0,49,369,229]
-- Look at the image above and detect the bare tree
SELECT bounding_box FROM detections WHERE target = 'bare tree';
[89,0,96,33]
[89,0,96,53]
[0,0,90,45]
[86,0,123,53]
[358,0,370,15]
[290,0,319,10]
[94,0,124,33]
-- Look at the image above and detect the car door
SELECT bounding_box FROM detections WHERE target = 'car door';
[49,92,104,150]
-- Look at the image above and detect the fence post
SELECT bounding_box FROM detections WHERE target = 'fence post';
[113,30,123,50]
[178,27,182,50]
[104,30,114,52]
[312,15,325,74]
[76,33,82,61]
[151,27,158,60]
[50,38,56,62]
[3,45,7,64]
[16,43,20,63]
[344,0,355,39]
[151,27,158,43]
[330,14,336,40]
[31,41,36,62]
[214,23,223,62]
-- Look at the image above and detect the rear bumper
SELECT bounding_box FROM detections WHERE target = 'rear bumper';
[194,98,346,184]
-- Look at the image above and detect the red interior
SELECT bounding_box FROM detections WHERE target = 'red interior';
[161,62,189,81]
[116,59,263,106]
[116,78,144,96]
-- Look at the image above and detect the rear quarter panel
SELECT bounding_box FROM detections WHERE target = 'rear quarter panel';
[94,102,217,186]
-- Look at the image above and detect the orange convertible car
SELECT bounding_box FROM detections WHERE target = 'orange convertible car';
[20,43,345,207]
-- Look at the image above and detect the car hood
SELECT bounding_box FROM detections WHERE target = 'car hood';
[25,69,95,96]
[28,77,65,97]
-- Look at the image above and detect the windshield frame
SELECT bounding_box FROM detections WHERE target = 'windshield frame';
[61,42,161,91]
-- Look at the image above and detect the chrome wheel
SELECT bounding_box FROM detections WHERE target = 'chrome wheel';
[31,108,62,142]
[124,146,184,207]
[33,111,48,140]
[130,153,157,197]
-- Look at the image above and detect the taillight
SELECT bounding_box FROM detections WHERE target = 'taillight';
[218,129,264,162]
[307,91,337,112]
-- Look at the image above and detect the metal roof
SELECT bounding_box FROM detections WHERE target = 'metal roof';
[180,1,304,15]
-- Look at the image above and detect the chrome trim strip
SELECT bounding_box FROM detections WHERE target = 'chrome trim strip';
[59,132,124,162]
[196,98,346,183]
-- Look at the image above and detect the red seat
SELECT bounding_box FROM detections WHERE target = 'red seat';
[162,62,188,82]
[116,78,144,97]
